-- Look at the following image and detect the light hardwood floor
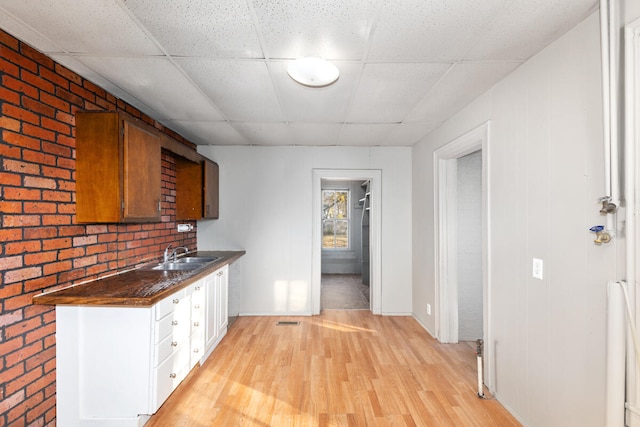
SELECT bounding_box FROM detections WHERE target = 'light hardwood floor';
[146,311,521,426]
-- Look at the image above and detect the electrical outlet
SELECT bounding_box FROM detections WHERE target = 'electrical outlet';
[532,258,544,280]
[427,304,431,315]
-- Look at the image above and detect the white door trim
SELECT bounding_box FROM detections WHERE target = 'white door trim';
[433,121,492,385]
[312,169,382,315]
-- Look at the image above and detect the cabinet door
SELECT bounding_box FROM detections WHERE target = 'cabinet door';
[216,266,229,333]
[123,119,162,221]
[204,271,219,352]
[203,159,219,219]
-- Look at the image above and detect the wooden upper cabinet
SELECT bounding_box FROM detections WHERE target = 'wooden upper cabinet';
[203,159,219,219]
[76,111,162,223]
[175,157,219,221]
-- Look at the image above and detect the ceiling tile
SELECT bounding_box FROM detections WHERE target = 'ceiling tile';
[270,60,361,123]
[0,0,161,55]
[385,122,441,145]
[124,0,263,58]
[405,61,521,123]
[76,56,225,121]
[0,10,62,53]
[250,0,378,60]
[170,120,250,145]
[464,0,598,60]
[339,124,398,146]
[347,62,450,123]
[178,59,284,122]
[367,0,504,61]
[232,122,295,145]
[289,123,343,145]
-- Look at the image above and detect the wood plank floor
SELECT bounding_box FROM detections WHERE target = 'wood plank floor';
[146,311,521,426]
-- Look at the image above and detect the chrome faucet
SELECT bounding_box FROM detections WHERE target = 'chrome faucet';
[163,244,189,262]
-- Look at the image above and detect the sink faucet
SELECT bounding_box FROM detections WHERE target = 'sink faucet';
[163,244,189,262]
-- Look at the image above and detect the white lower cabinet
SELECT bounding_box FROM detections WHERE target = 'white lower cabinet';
[204,264,229,360]
[56,267,228,426]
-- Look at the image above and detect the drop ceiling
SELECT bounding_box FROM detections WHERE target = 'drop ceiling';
[0,0,598,146]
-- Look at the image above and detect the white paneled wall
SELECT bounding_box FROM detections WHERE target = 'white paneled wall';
[413,12,615,427]
[197,146,412,316]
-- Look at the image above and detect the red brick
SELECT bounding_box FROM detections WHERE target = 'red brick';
[0,284,23,300]
[3,75,39,99]
[0,143,22,159]
[4,293,37,311]
[3,215,41,228]
[22,227,56,240]
[5,317,42,340]
[58,225,85,237]
[21,44,54,70]
[0,173,22,187]
[23,123,56,142]
[4,187,41,201]
[0,390,24,416]
[42,165,71,179]
[6,240,41,255]
[73,255,97,269]
[0,338,24,364]
[3,159,40,175]
[40,90,70,112]
[0,57,20,77]
[87,264,109,276]
[21,70,54,93]
[42,237,70,251]
[57,157,76,171]
[23,276,57,293]
[22,97,55,118]
[42,260,72,276]
[0,86,20,104]
[58,247,84,260]
[4,266,42,284]
[22,149,56,166]
[39,65,70,90]
[58,202,76,214]
[25,346,55,372]
[0,310,23,328]
[7,341,43,371]
[5,367,42,401]
[58,269,85,283]
[86,244,108,255]
[25,322,55,346]
[0,228,23,242]
[73,235,97,246]
[23,202,56,214]
[0,201,23,214]
[41,116,70,135]
[57,134,75,148]
[56,109,75,126]
[55,87,83,106]
[1,45,37,73]
[0,115,21,132]
[54,62,82,85]
[23,176,56,190]
[42,189,71,202]
[24,251,56,265]
[42,214,71,226]
[0,257,23,273]
[2,104,40,125]
[3,131,41,151]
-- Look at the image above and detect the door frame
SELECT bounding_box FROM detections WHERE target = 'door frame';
[433,121,492,384]
[312,169,382,315]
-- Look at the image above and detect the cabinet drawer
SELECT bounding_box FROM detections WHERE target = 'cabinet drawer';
[153,342,191,412]
[155,303,190,344]
[156,289,187,320]
[155,326,190,366]
[191,332,205,368]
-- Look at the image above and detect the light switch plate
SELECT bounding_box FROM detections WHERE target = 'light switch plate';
[532,258,544,280]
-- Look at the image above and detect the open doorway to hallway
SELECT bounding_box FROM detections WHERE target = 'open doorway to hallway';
[320,179,371,310]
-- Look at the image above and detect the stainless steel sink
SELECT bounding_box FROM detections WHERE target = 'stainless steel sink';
[151,262,207,271]
[176,256,219,264]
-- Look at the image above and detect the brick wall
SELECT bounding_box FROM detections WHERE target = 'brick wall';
[0,29,199,426]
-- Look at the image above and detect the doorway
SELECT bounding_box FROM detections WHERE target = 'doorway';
[434,122,491,387]
[312,170,382,315]
[320,179,370,310]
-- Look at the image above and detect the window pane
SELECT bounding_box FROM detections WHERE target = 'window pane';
[322,221,335,248]
[335,220,348,248]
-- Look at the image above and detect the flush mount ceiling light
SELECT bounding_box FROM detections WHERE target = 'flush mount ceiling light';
[287,57,339,87]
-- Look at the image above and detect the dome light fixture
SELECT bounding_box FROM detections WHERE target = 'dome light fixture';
[287,56,339,87]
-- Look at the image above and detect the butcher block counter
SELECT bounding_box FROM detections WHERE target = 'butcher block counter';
[32,250,245,307]
[35,249,244,426]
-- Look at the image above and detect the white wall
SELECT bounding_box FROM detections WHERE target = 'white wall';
[197,146,412,316]
[413,12,618,427]
[457,150,483,341]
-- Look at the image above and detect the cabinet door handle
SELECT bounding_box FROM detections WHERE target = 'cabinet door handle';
[194,304,200,309]
[193,348,199,353]
[217,272,223,277]
[171,341,178,347]
[169,373,177,379]
[173,299,179,304]
[171,320,178,326]
[193,322,199,327]
[195,286,201,291]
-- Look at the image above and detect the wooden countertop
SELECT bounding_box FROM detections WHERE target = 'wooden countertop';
[32,250,245,307]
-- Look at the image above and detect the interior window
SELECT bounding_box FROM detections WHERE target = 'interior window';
[322,190,349,249]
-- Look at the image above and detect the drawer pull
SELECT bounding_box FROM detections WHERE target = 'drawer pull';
[217,272,223,277]
[193,322,200,327]
[172,299,180,304]
[194,304,200,309]
[169,373,177,379]
[194,348,200,353]
[195,286,201,291]
[171,320,178,326]
[171,341,178,347]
